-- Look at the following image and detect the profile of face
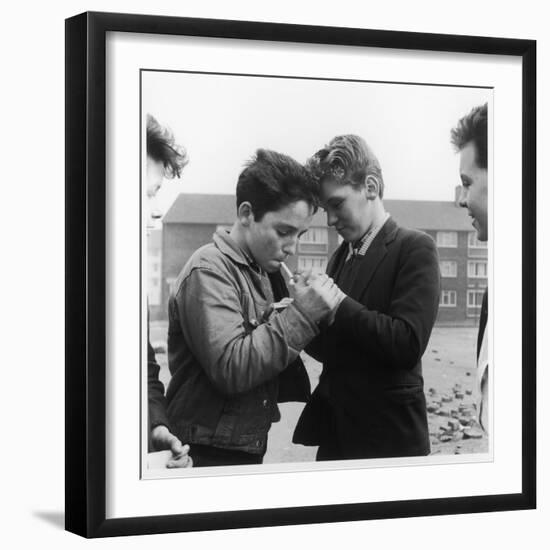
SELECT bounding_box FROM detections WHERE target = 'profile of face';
[320,177,374,243]
[242,200,313,273]
[458,142,488,241]
[146,156,165,227]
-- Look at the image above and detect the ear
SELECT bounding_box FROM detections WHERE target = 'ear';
[237,201,254,226]
[365,175,381,199]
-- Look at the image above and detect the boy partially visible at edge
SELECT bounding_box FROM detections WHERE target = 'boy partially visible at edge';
[146,114,192,467]
[451,103,489,432]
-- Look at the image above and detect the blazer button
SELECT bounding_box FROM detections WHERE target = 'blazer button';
[256,440,261,447]
[263,399,268,407]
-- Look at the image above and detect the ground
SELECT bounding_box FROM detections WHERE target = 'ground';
[149,324,487,463]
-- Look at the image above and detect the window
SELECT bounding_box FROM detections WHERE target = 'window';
[148,275,161,305]
[468,232,488,248]
[297,256,327,273]
[166,277,177,294]
[439,290,457,307]
[468,260,488,278]
[467,289,486,308]
[299,227,328,253]
[300,227,328,244]
[436,231,458,248]
[440,260,457,278]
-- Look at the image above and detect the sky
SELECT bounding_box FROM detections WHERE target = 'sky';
[142,70,490,215]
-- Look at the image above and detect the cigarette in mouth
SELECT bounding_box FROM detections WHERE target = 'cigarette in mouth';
[280,262,295,285]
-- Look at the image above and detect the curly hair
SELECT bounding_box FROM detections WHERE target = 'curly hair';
[146,114,189,178]
[306,134,384,198]
[236,149,318,221]
[450,103,488,170]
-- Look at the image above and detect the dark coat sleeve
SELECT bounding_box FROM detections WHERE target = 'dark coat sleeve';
[148,338,171,445]
[303,334,326,362]
[332,232,440,371]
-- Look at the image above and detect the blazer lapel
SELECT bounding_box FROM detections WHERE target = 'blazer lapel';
[348,217,398,300]
[327,242,349,279]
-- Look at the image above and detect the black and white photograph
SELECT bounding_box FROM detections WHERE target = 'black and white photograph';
[60,9,536,538]
[4,0,548,545]
[143,70,492,475]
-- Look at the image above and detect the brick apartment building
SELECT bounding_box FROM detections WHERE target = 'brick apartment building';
[149,189,487,326]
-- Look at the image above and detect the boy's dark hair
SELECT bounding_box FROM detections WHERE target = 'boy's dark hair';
[450,103,488,170]
[236,149,318,221]
[146,114,189,178]
[306,134,385,198]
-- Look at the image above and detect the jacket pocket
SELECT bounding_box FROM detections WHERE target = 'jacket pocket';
[240,293,261,332]
[384,385,424,404]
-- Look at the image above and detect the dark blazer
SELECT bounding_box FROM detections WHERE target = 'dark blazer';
[293,217,440,459]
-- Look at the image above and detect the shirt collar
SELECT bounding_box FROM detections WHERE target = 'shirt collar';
[347,212,390,260]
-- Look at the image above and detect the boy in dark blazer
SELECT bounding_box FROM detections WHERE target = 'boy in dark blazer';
[293,135,441,460]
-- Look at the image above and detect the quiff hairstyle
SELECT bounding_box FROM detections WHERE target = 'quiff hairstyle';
[306,134,385,198]
[450,103,488,170]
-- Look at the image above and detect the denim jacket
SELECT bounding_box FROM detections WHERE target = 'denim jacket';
[166,229,318,454]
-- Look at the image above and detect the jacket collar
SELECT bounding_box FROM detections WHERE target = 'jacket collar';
[213,228,258,270]
[352,216,398,298]
[328,216,398,297]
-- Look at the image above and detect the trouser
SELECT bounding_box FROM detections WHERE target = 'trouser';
[316,439,343,461]
[189,443,264,467]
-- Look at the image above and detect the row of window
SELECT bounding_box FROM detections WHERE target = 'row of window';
[303,229,486,249]
[440,260,488,278]
[297,255,328,272]
[285,258,488,279]
[436,231,487,248]
[218,225,485,251]
[299,257,489,280]
[440,289,486,308]
[161,257,484,283]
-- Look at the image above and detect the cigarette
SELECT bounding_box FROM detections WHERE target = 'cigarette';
[280,262,295,285]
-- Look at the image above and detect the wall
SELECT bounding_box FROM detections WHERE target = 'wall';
[3,1,547,549]
[160,223,218,316]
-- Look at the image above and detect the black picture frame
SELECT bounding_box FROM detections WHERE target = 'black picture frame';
[65,10,536,538]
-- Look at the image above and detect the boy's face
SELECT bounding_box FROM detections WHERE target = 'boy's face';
[146,156,165,228]
[458,142,488,241]
[320,177,374,243]
[245,200,313,273]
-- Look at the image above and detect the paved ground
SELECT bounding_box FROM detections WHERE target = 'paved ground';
[149,324,487,463]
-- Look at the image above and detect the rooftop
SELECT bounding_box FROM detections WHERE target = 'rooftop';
[163,193,474,232]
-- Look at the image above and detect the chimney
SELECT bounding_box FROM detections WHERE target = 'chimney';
[454,185,463,207]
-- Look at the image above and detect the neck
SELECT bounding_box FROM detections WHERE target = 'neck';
[370,199,387,227]
[358,199,386,240]
[229,222,252,258]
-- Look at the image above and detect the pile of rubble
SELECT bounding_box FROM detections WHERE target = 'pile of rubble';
[427,384,484,449]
